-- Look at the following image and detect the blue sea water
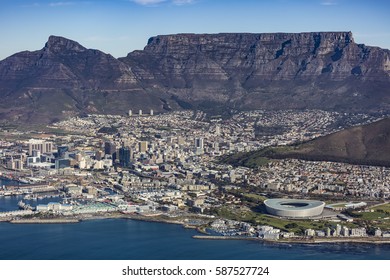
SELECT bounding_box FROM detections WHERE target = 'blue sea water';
[1,180,390,260]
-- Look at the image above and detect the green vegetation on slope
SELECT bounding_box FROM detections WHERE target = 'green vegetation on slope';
[222,118,390,168]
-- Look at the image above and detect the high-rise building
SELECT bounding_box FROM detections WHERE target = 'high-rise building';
[104,141,116,155]
[195,138,204,149]
[28,139,53,155]
[119,147,132,168]
[57,146,68,158]
[128,110,132,116]
[14,159,23,170]
[194,137,204,155]
[215,125,221,136]
[139,141,148,153]
[7,158,24,170]
[150,109,154,116]
[336,224,342,236]
[139,109,142,116]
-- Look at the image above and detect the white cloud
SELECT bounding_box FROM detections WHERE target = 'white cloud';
[21,3,41,8]
[49,2,74,7]
[132,0,195,6]
[321,1,338,5]
[172,0,195,5]
[132,0,167,6]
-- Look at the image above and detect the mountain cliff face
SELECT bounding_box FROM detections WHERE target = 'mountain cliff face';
[122,32,390,111]
[0,36,137,90]
[0,36,169,123]
[0,32,389,124]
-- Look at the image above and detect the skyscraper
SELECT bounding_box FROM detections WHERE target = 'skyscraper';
[194,137,204,155]
[195,137,204,149]
[119,147,132,168]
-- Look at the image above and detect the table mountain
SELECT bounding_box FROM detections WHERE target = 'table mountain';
[122,32,390,112]
[1,32,390,124]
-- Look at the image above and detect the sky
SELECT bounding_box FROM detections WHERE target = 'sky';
[0,0,389,60]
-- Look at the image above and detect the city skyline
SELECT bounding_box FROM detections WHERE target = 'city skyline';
[1,0,389,60]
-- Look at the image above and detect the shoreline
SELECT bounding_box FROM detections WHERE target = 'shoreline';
[10,218,80,224]
[2,212,390,245]
[192,235,390,244]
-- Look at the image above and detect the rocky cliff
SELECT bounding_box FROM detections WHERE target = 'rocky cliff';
[0,36,169,123]
[0,32,389,124]
[122,32,390,112]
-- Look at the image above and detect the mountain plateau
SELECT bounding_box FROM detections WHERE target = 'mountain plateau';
[0,32,389,124]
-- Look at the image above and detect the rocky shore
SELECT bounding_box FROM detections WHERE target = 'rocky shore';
[192,235,390,244]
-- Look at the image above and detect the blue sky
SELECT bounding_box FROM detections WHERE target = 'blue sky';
[0,0,389,60]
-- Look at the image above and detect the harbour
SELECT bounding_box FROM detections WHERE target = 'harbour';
[2,178,390,260]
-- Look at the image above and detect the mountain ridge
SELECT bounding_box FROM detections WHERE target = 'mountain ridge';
[1,32,389,124]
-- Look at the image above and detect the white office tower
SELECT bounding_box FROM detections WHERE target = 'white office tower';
[128,110,132,116]
[28,139,53,155]
[150,109,154,116]
[215,125,220,136]
[139,109,142,116]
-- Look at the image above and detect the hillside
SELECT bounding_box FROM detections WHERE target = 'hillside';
[225,118,390,167]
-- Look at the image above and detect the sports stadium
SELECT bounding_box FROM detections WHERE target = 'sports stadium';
[264,198,325,218]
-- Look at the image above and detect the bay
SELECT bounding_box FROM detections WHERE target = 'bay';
[1,180,390,260]
[0,218,390,260]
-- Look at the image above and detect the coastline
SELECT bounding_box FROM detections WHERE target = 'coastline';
[10,218,80,224]
[3,211,390,245]
[192,235,390,245]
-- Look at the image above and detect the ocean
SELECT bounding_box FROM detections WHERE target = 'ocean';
[1,180,390,260]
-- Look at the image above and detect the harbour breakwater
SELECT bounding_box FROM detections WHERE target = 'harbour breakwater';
[10,218,80,224]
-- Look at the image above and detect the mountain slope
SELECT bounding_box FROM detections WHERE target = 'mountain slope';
[1,32,390,124]
[225,118,390,167]
[288,118,390,165]
[0,36,170,124]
